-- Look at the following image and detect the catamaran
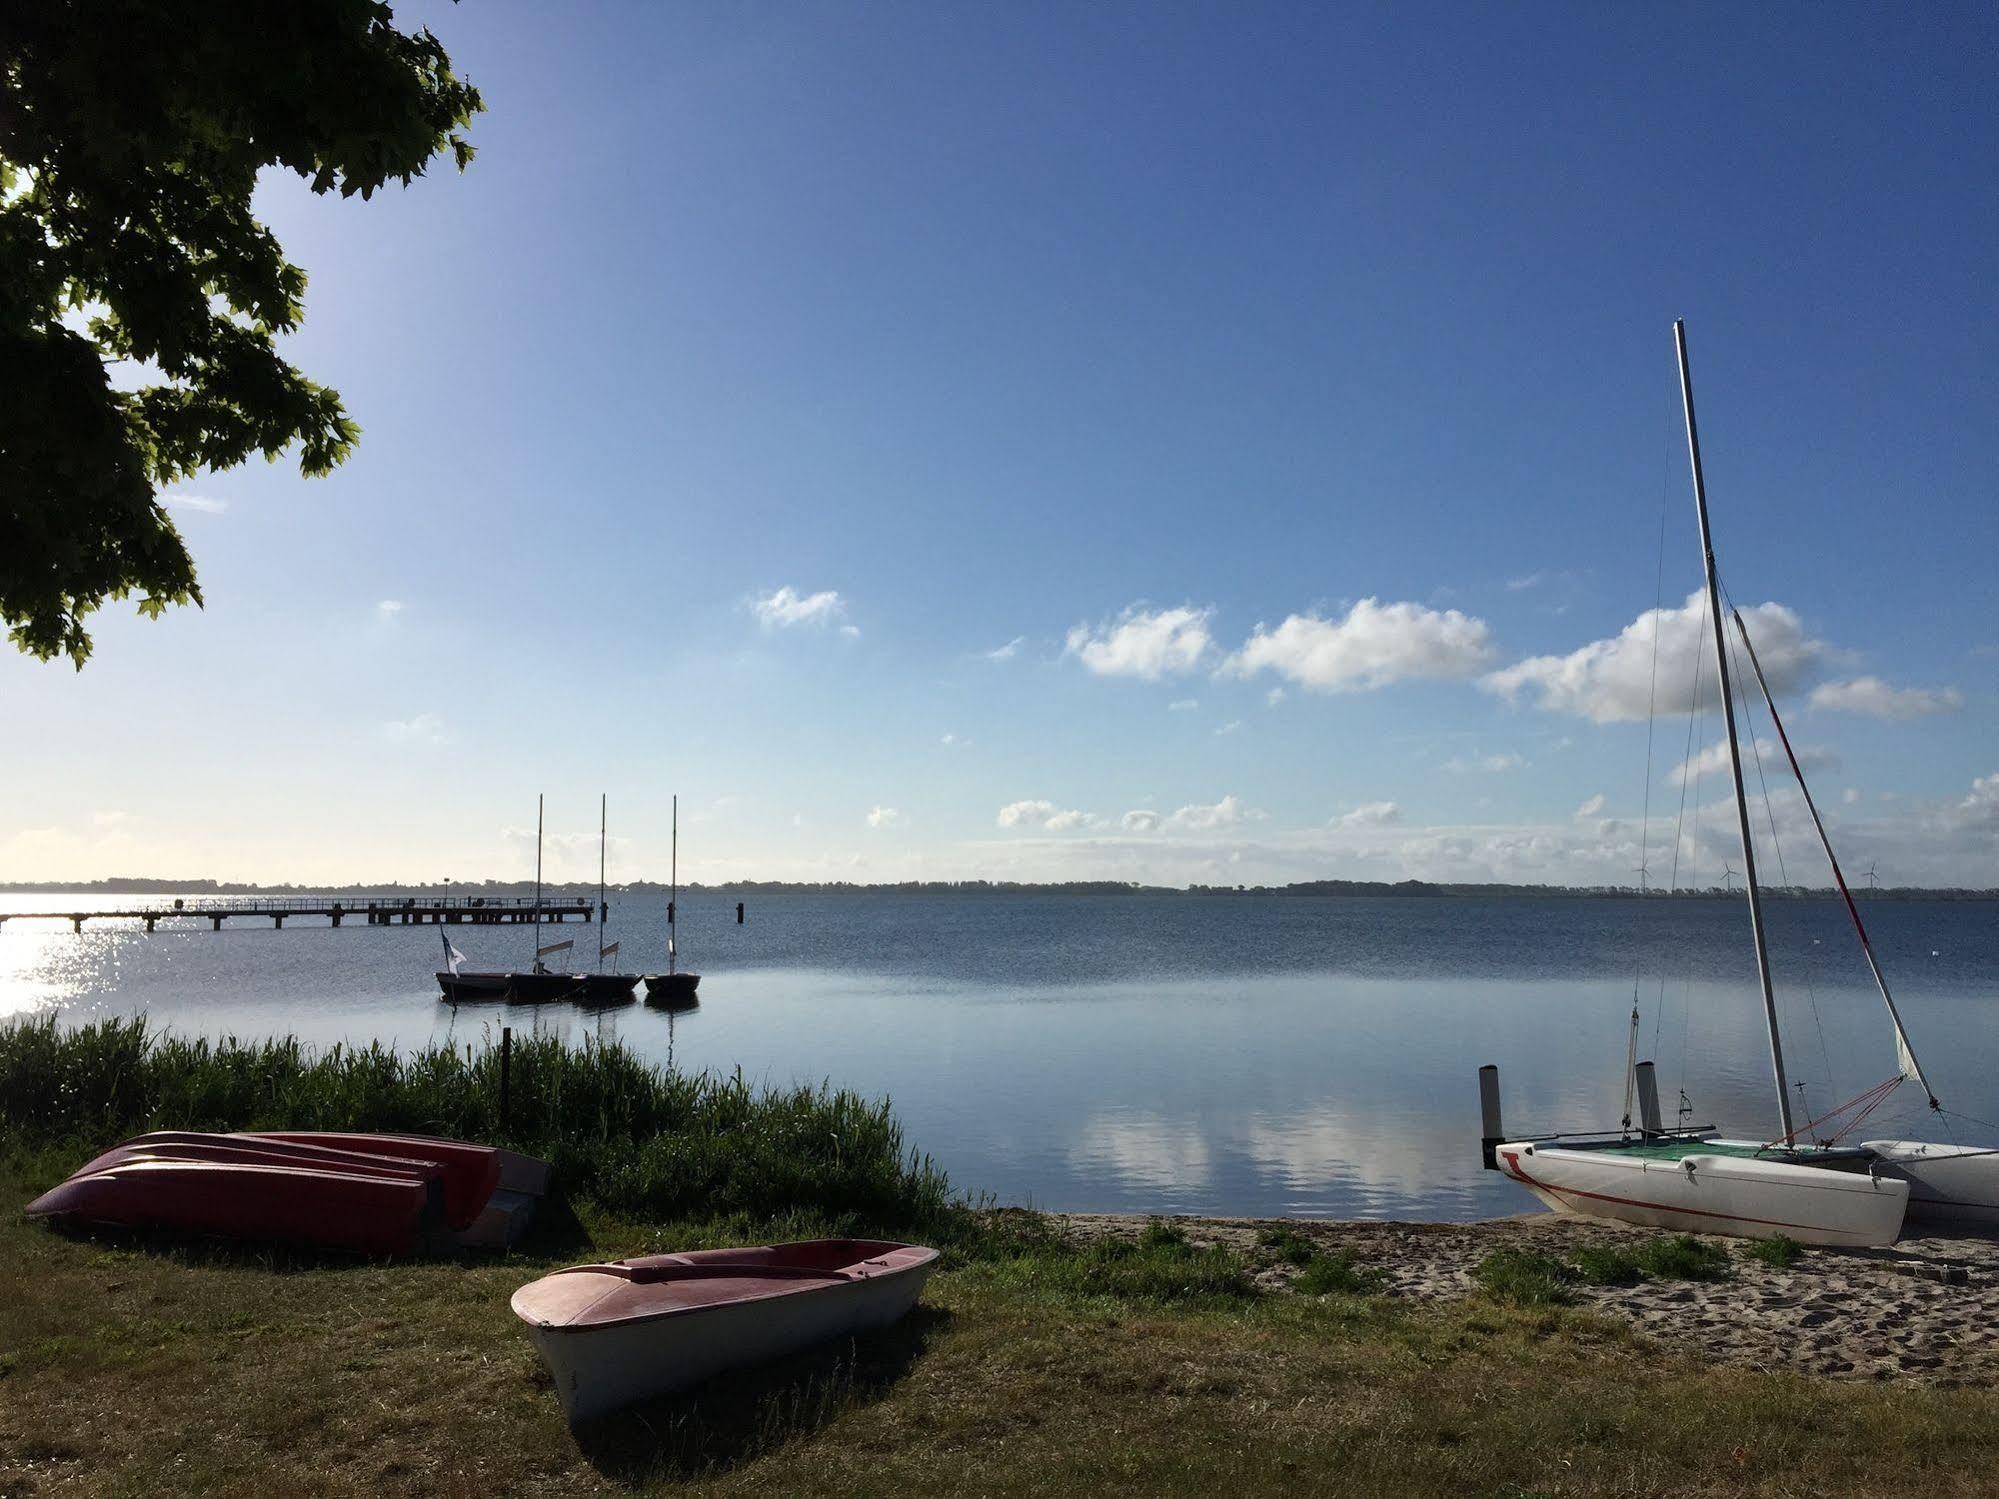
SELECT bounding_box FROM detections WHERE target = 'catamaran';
[1481,322,1999,1246]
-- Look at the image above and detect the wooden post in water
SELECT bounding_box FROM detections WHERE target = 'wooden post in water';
[500,1026,513,1132]
[1478,1065,1503,1170]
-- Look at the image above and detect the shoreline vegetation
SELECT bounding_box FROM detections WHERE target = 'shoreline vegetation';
[7,1020,1999,1494]
[5,877,1995,900]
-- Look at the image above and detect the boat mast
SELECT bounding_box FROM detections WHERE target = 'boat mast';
[1674,320,1795,1144]
[532,793,544,973]
[668,794,678,977]
[597,792,607,973]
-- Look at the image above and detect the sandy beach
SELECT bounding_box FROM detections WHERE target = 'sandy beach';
[1053,1211,1999,1385]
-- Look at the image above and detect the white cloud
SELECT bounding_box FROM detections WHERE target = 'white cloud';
[1167,794,1252,830]
[753,586,846,630]
[865,805,901,829]
[1214,719,1242,736]
[381,712,445,745]
[1482,591,1820,723]
[1445,751,1526,774]
[1265,686,1286,707]
[91,809,129,827]
[1168,699,1200,713]
[984,636,1025,661]
[1843,787,1861,805]
[996,800,1094,831]
[1669,736,1839,787]
[376,599,404,620]
[1575,794,1606,819]
[1229,598,1494,693]
[1959,773,1999,826]
[1506,572,1544,592]
[940,732,968,747]
[163,493,228,515]
[839,623,862,640]
[1065,605,1215,680]
[1121,809,1162,833]
[1336,801,1400,828]
[1809,677,1963,721]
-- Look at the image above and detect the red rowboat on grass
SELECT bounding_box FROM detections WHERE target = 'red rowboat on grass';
[512,1239,940,1425]
[26,1131,547,1255]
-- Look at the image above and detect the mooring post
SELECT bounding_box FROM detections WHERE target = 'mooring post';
[1635,1061,1663,1138]
[210,915,223,932]
[736,901,745,925]
[1478,1064,1504,1170]
[71,916,84,934]
[500,1026,513,1132]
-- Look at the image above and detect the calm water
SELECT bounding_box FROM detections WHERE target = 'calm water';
[5,892,1997,1221]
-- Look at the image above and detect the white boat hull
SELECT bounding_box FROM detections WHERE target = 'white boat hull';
[1497,1140,1908,1247]
[1863,1140,1999,1227]
[521,1261,936,1425]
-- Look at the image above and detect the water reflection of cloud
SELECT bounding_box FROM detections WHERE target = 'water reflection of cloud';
[1070,1110,1213,1191]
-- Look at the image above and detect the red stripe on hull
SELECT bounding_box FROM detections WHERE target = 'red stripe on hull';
[1499,1149,1830,1235]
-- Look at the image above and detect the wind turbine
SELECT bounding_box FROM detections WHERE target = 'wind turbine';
[1864,860,1879,894]
[1722,860,1738,895]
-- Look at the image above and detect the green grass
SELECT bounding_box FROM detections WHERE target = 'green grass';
[1473,1248,1575,1306]
[1633,1234,1732,1281]
[1254,1225,1318,1267]
[9,1167,1999,1498]
[1567,1243,1645,1287]
[0,1014,953,1235]
[1743,1233,1803,1270]
[1293,1247,1383,1296]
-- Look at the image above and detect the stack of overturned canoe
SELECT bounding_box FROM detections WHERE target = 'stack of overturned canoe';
[25,1131,551,1255]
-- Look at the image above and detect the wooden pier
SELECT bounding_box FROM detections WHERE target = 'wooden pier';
[0,896,601,935]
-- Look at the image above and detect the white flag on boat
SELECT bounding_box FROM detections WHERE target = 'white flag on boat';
[537,938,573,959]
[439,931,466,976]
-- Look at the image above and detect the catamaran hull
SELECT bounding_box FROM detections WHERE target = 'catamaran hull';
[1862,1140,1999,1226]
[1498,1141,1908,1247]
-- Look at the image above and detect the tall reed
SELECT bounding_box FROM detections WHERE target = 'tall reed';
[0,1014,954,1232]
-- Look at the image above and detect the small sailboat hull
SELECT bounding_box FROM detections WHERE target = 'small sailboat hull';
[512,1239,938,1425]
[643,972,700,1007]
[1497,1140,1908,1247]
[1862,1140,1999,1226]
[505,971,585,1003]
[575,973,641,1007]
[438,971,510,1002]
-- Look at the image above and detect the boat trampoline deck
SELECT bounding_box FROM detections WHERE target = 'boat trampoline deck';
[1557,1138,1870,1164]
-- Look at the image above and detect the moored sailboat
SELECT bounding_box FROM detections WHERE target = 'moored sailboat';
[576,793,640,1006]
[644,794,700,1007]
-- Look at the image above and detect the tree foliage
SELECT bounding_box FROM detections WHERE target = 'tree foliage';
[0,1,481,666]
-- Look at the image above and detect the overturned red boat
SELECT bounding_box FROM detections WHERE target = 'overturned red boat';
[26,1130,549,1256]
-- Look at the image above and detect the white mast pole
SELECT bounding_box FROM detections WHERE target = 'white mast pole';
[1675,320,1795,1144]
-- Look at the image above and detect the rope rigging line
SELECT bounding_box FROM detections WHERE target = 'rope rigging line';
[1723,591,1941,1115]
[1718,580,1837,1125]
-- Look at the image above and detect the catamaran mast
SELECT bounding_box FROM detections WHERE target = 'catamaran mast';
[597,792,607,972]
[1675,319,1795,1144]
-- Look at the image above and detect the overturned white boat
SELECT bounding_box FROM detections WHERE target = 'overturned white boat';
[512,1239,939,1426]
[1481,323,1999,1245]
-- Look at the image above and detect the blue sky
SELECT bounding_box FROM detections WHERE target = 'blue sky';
[5,1,1997,886]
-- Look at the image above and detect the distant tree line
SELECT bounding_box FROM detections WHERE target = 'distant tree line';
[7,877,1996,902]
